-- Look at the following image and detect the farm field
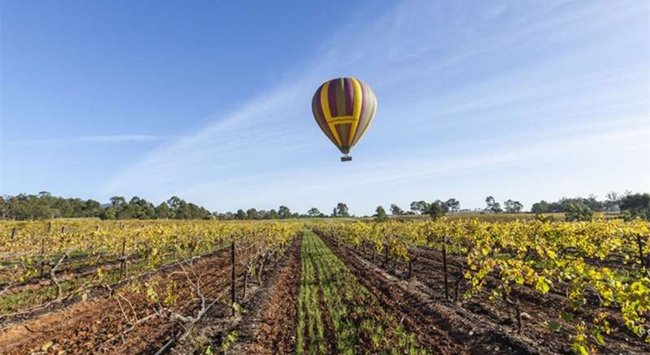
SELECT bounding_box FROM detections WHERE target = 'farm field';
[0,219,648,354]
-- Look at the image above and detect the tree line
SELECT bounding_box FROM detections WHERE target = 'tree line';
[531,192,649,221]
[0,192,214,220]
[1,191,647,221]
[376,193,648,221]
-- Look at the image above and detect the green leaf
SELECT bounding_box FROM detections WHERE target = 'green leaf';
[593,332,605,346]
[535,276,550,294]
[571,344,589,355]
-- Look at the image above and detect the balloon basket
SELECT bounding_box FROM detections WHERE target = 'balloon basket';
[341,155,352,162]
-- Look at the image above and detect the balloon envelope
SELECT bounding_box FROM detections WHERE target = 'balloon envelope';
[311,77,377,155]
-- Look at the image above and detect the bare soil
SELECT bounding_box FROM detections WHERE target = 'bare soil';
[0,248,238,355]
[229,236,302,354]
[407,246,649,354]
[318,232,554,354]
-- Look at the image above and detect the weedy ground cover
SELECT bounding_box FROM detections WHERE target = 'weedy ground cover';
[298,230,427,354]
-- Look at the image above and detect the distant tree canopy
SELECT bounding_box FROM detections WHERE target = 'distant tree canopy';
[404,200,453,219]
[0,193,213,220]
[445,198,460,213]
[619,193,650,221]
[307,208,324,217]
[425,200,449,220]
[374,206,388,221]
[332,203,350,217]
[390,204,405,216]
[3,192,647,221]
[485,196,502,213]
[504,199,524,213]
[532,195,603,214]
[565,202,594,222]
[276,205,290,219]
[530,192,636,215]
[410,201,429,214]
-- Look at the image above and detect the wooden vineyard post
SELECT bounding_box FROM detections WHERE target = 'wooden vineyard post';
[119,237,126,280]
[10,227,17,240]
[231,241,236,316]
[442,236,449,300]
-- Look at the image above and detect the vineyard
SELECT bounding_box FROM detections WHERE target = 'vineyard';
[0,219,648,354]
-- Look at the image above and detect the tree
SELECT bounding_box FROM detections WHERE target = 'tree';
[445,199,460,213]
[389,203,405,216]
[278,206,291,219]
[485,196,502,213]
[84,200,102,217]
[604,191,621,212]
[565,202,593,222]
[235,209,247,220]
[410,201,429,214]
[619,193,650,221]
[425,200,448,220]
[110,196,127,208]
[126,196,155,219]
[257,210,269,219]
[504,199,523,213]
[335,203,350,217]
[100,207,117,220]
[220,211,235,220]
[155,202,172,219]
[246,208,259,220]
[0,196,7,219]
[0,192,216,220]
[531,200,550,214]
[374,206,388,221]
[307,208,323,217]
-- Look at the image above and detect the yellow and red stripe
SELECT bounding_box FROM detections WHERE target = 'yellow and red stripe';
[311,77,377,154]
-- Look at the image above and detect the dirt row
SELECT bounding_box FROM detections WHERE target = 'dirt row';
[228,236,301,354]
[317,232,554,354]
[370,244,649,354]
[156,236,302,354]
[0,247,240,354]
[0,248,229,330]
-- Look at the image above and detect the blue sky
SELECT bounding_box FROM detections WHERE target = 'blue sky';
[1,0,649,215]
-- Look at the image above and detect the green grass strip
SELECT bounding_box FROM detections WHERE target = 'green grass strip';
[298,230,428,355]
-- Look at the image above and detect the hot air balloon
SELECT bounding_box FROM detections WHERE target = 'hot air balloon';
[311,77,377,161]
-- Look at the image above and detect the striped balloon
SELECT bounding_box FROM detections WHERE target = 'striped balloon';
[311,77,377,155]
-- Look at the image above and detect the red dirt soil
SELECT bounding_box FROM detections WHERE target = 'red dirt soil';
[230,236,302,354]
[0,248,243,355]
[390,245,649,354]
[318,232,555,355]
